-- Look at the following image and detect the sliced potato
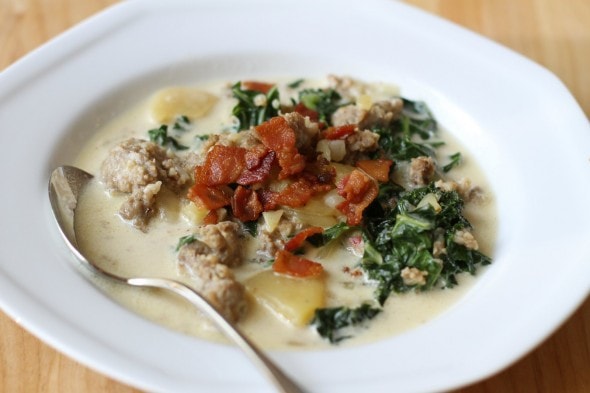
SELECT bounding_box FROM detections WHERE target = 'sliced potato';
[284,194,342,228]
[180,200,208,225]
[150,87,218,123]
[245,270,326,326]
[262,210,284,233]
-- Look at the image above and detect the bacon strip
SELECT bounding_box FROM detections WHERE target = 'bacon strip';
[255,116,306,179]
[187,184,233,210]
[241,81,275,94]
[196,145,247,186]
[323,124,356,140]
[231,186,263,222]
[284,226,324,252]
[293,102,319,122]
[356,159,393,182]
[336,169,378,225]
[273,250,324,278]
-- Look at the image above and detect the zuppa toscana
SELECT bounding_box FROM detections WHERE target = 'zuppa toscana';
[74,75,495,348]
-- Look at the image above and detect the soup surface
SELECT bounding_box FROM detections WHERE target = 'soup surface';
[74,76,496,349]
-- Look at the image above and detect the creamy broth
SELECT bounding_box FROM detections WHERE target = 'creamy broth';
[74,77,496,349]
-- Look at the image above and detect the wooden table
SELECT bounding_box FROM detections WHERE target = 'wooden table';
[1,1,588,392]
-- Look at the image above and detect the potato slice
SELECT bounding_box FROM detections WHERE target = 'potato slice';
[180,200,208,225]
[245,270,326,326]
[262,210,284,233]
[150,87,218,123]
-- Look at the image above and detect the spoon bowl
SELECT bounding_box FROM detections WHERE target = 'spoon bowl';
[48,165,304,393]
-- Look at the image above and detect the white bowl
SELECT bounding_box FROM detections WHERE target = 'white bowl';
[0,1,589,392]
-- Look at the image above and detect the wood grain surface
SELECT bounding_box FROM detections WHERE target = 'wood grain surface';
[1,0,589,392]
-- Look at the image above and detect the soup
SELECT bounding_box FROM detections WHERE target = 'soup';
[74,75,495,349]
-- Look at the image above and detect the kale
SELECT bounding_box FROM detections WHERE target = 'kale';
[242,221,258,237]
[148,125,189,150]
[231,81,280,130]
[372,98,440,161]
[172,115,191,131]
[443,152,462,173]
[307,222,355,247]
[360,183,491,304]
[175,234,196,251]
[311,304,382,343]
[400,97,437,138]
[287,78,305,89]
[298,88,343,124]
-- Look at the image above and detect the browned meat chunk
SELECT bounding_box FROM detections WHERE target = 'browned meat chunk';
[358,99,403,130]
[341,130,380,163]
[178,241,247,323]
[282,112,320,152]
[409,156,435,186]
[101,138,190,193]
[118,182,161,228]
[191,221,243,267]
[257,215,302,258]
[100,138,190,229]
[176,221,247,322]
[434,178,485,202]
[332,99,402,130]
[331,105,366,127]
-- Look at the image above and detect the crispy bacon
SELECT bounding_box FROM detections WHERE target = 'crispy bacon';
[256,189,277,211]
[187,184,233,210]
[284,226,324,252]
[231,186,263,222]
[241,81,275,94]
[274,179,316,208]
[255,116,306,179]
[236,149,275,185]
[293,102,319,122]
[196,145,247,186]
[356,159,393,182]
[323,124,356,140]
[203,209,219,225]
[273,250,324,278]
[336,169,379,225]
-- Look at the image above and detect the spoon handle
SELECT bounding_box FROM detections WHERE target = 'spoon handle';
[127,278,306,393]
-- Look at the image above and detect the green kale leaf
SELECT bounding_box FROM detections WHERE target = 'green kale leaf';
[148,125,189,150]
[311,304,382,343]
[360,183,491,304]
[298,88,343,125]
[231,82,280,131]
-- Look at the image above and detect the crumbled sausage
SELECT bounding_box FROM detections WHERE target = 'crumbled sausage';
[432,228,446,257]
[331,99,402,130]
[453,229,479,250]
[178,241,247,322]
[176,221,247,322]
[191,221,243,267]
[331,105,366,127]
[101,138,190,193]
[341,129,379,162]
[409,156,435,186]
[434,178,484,202]
[100,138,191,229]
[401,267,428,286]
[257,215,302,258]
[119,181,161,228]
[282,112,320,152]
[358,99,403,130]
[326,74,366,100]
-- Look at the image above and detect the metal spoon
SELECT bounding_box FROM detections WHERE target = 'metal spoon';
[48,165,305,393]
